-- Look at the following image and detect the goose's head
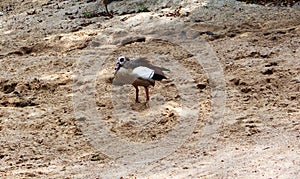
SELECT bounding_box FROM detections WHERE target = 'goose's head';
[115,56,130,71]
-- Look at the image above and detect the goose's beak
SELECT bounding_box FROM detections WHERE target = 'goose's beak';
[115,63,120,71]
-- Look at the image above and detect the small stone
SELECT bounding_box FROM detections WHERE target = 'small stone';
[287,109,298,113]
[97,102,106,107]
[241,88,251,93]
[230,78,240,85]
[265,62,278,67]
[2,82,18,94]
[196,83,206,89]
[27,9,36,15]
[90,154,105,161]
[90,41,101,47]
[120,36,146,46]
[77,117,86,121]
[262,69,273,75]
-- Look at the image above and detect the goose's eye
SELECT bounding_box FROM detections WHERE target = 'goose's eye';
[119,57,125,62]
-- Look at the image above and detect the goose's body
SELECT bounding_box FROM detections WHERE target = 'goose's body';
[114,56,168,102]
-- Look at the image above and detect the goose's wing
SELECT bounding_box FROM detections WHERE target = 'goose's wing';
[126,57,169,78]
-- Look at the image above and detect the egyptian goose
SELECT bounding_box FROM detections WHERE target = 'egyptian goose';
[114,56,169,103]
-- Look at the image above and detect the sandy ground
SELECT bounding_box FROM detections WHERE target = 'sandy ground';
[0,0,300,178]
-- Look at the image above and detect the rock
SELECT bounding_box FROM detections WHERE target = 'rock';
[27,9,36,15]
[90,153,106,161]
[3,96,36,108]
[120,36,146,46]
[265,62,278,67]
[108,0,185,15]
[90,41,101,47]
[77,117,86,121]
[196,83,207,89]
[230,78,240,85]
[241,87,251,93]
[2,82,18,94]
[262,69,274,75]
[287,108,298,113]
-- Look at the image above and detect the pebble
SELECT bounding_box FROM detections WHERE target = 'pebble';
[0,12,3,16]
[77,117,86,121]
[27,9,36,15]
[196,83,207,89]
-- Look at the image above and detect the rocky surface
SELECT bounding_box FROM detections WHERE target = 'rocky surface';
[0,0,299,178]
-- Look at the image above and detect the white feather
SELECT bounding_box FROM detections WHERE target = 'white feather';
[132,66,154,79]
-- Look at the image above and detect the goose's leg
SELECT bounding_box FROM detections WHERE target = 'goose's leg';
[135,86,139,103]
[102,0,113,17]
[145,87,150,102]
[104,4,109,15]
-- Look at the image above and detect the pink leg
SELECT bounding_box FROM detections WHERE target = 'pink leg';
[145,87,149,102]
[135,86,139,103]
